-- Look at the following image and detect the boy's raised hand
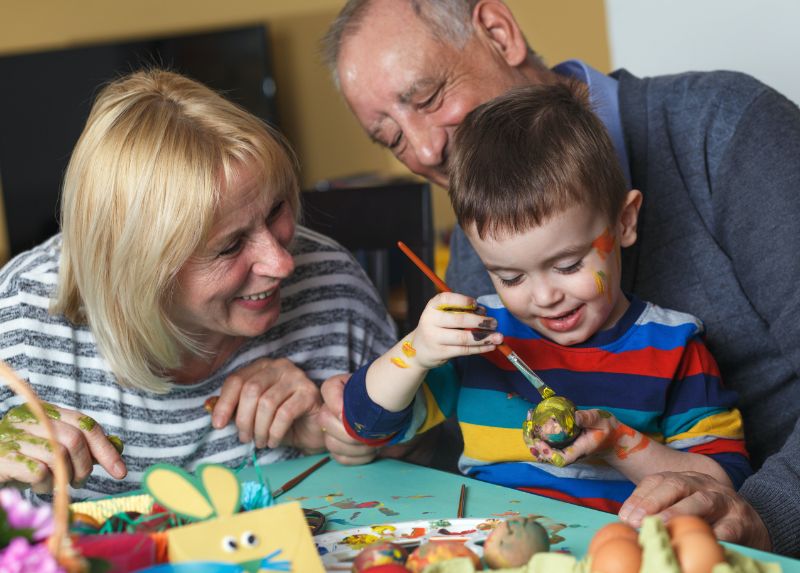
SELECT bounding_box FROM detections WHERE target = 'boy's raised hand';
[410,292,503,368]
[527,409,650,468]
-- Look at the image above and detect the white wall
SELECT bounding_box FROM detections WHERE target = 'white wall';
[605,0,800,105]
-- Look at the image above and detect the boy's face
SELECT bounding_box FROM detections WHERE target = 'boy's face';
[466,191,641,346]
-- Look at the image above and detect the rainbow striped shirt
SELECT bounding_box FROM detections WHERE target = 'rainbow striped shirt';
[343,295,751,513]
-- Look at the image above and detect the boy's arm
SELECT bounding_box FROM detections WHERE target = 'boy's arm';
[532,337,751,486]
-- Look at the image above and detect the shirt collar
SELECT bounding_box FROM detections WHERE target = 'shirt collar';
[552,59,632,187]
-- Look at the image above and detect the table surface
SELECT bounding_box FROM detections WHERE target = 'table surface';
[238,454,800,571]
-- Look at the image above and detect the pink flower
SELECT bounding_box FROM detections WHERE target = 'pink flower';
[0,538,65,573]
[0,489,54,541]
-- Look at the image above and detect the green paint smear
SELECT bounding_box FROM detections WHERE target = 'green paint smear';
[78,416,97,431]
[5,402,61,424]
[108,435,125,454]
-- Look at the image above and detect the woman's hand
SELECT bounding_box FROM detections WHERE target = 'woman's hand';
[318,374,378,465]
[619,471,771,550]
[0,403,126,493]
[409,293,501,369]
[527,409,648,467]
[212,358,324,452]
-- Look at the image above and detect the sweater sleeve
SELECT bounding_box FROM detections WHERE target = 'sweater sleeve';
[660,336,752,488]
[342,361,462,446]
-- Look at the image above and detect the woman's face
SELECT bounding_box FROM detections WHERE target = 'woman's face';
[171,163,296,352]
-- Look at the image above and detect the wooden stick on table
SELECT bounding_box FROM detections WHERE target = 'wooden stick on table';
[272,456,331,499]
[457,483,467,518]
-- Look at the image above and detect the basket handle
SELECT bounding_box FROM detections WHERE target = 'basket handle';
[0,361,68,559]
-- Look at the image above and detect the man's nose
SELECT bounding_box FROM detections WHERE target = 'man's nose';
[251,234,295,278]
[406,122,447,168]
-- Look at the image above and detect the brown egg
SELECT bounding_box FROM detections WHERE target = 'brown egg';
[588,522,639,557]
[591,537,642,573]
[672,531,726,573]
[666,515,714,542]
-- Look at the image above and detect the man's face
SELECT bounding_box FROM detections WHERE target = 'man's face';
[337,1,528,188]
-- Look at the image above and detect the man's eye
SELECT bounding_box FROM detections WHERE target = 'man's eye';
[555,260,584,274]
[418,86,443,110]
[388,132,403,150]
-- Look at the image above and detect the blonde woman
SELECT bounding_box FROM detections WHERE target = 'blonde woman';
[0,69,394,499]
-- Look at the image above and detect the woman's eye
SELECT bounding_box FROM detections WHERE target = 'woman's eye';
[218,239,243,257]
[267,200,285,222]
[499,275,523,287]
[555,260,584,274]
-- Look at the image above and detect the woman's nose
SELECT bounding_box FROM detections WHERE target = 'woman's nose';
[251,235,295,279]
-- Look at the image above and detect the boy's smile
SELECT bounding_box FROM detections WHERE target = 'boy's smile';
[466,192,641,346]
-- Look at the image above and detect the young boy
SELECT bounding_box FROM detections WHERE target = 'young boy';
[341,84,751,513]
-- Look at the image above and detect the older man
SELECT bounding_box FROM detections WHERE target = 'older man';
[321,0,800,556]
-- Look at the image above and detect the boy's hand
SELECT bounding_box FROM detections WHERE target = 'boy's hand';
[409,292,503,369]
[527,409,650,467]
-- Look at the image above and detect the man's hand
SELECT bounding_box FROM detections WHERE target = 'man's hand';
[619,471,772,551]
[0,403,126,493]
[319,374,378,465]
[213,358,323,451]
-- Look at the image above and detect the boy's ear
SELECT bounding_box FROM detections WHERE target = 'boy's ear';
[618,190,643,248]
[473,0,529,67]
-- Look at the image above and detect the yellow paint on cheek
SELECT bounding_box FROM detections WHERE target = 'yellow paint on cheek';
[401,341,416,357]
[593,271,605,296]
[390,357,409,369]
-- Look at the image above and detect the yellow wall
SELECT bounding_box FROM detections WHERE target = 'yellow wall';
[0,0,609,261]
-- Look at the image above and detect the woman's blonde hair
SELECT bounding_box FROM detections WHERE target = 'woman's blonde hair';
[52,69,300,393]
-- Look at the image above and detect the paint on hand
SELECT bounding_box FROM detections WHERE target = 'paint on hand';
[607,424,650,460]
[78,416,97,432]
[390,357,409,369]
[107,435,125,454]
[401,341,416,357]
[6,403,61,424]
[436,303,477,313]
[591,227,615,260]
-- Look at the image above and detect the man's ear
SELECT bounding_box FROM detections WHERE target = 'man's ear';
[473,0,529,67]
[618,189,643,248]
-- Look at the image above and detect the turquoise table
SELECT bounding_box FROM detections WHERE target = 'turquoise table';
[241,454,800,571]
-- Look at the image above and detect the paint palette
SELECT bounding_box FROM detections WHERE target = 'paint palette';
[314,517,501,571]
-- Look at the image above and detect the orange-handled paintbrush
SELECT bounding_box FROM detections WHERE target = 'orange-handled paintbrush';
[397,241,555,400]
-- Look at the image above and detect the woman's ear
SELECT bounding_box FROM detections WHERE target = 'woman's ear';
[473,0,529,67]
[618,190,643,248]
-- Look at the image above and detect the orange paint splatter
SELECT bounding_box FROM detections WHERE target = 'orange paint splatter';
[401,341,416,357]
[608,424,651,460]
[592,227,615,260]
[390,357,409,369]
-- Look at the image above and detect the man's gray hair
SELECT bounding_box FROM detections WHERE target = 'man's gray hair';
[321,0,480,87]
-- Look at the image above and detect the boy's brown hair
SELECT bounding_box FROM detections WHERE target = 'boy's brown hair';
[450,82,628,239]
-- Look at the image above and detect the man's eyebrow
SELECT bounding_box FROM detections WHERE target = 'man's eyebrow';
[398,78,438,104]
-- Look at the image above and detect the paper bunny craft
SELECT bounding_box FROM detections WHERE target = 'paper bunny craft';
[141,463,324,572]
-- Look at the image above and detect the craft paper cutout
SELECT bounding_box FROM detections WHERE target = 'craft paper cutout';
[143,463,324,572]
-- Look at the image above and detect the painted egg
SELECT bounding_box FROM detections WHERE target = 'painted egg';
[587,522,639,557]
[666,515,714,542]
[405,541,481,573]
[522,396,580,448]
[361,566,411,573]
[352,542,408,572]
[590,536,642,573]
[483,516,550,568]
[672,531,726,573]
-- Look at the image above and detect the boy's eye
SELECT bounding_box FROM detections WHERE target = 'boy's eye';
[499,274,523,287]
[555,260,584,274]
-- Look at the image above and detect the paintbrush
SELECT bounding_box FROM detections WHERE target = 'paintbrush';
[397,241,555,400]
[272,455,331,499]
[457,483,467,518]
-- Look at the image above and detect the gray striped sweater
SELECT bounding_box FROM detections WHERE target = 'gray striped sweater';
[0,226,396,500]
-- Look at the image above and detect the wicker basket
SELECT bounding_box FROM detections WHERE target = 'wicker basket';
[0,361,70,563]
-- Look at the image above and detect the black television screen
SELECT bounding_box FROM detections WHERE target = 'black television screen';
[0,24,279,256]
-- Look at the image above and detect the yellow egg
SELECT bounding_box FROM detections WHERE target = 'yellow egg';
[673,531,726,573]
[591,537,642,573]
[666,515,714,542]
[588,522,639,558]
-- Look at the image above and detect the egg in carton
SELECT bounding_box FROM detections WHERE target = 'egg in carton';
[421,516,781,573]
